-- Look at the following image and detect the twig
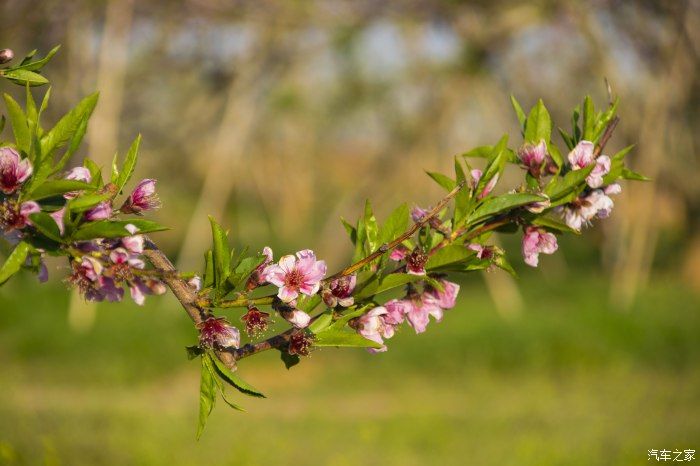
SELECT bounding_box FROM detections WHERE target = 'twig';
[593,116,619,158]
[326,180,466,280]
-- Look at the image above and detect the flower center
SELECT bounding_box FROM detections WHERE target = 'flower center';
[284,268,304,288]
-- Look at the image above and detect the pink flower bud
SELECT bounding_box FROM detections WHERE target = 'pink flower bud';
[121,179,161,214]
[64,167,92,199]
[85,201,113,221]
[518,140,547,176]
[0,147,33,194]
[0,49,14,64]
[521,226,558,267]
[389,244,408,261]
[322,274,356,308]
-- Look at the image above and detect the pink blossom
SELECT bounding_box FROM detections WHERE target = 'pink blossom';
[0,147,33,194]
[85,201,113,221]
[64,167,92,199]
[187,275,202,292]
[128,278,166,306]
[521,226,558,267]
[410,205,429,223]
[586,155,611,188]
[50,207,66,235]
[389,244,409,261]
[518,140,547,176]
[121,179,161,214]
[322,274,356,308]
[18,201,40,228]
[425,280,460,309]
[567,140,595,169]
[262,249,327,302]
[604,183,622,195]
[406,249,428,275]
[383,299,409,326]
[563,189,616,231]
[121,234,144,254]
[284,309,311,329]
[471,169,499,199]
[404,296,443,334]
[109,247,145,269]
[247,246,274,289]
[197,317,240,349]
[355,307,394,353]
[468,243,495,260]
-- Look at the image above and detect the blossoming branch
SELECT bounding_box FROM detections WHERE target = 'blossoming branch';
[0,47,647,438]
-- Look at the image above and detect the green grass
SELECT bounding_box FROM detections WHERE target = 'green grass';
[0,268,698,465]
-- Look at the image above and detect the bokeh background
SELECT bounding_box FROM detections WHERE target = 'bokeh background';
[1,1,699,465]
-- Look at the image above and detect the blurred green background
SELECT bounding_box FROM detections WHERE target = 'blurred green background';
[1,1,699,465]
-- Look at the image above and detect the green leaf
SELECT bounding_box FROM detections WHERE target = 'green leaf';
[467,193,547,226]
[380,203,408,245]
[209,354,266,398]
[68,192,112,212]
[208,217,231,290]
[582,96,595,141]
[453,157,469,225]
[477,135,509,195]
[0,242,31,285]
[426,244,474,270]
[29,180,93,200]
[510,94,527,129]
[354,273,423,300]
[203,250,215,289]
[524,99,551,144]
[620,167,650,181]
[296,293,322,313]
[1,69,48,87]
[40,92,99,159]
[73,220,167,240]
[530,215,580,234]
[593,97,619,142]
[279,349,300,369]
[461,145,518,164]
[12,45,60,72]
[226,254,265,291]
[313,328,383,348]
[196,357,217,440]
[114,135,141,192]
[426,171,456,191]
[3,94,30,154]
[308,312,334,334]
[28,212,63,242]
[363,200,379,253]
[545,165,594,205]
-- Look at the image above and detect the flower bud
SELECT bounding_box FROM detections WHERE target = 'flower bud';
[322,274,356,308]
[85,201,113,221]
[120,179,161,214]
[0,147,33,194]
[0,49,14,65]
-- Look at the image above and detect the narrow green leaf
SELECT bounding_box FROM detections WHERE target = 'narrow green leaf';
[208,217,231,290]
[209,355,266,398]
[196,357,217,440]
[461,145,518,164]
[467,193,547,226]
[510,94,527,128]
[364,200,379,253]
[3,93,30,153]
[380,203,408,245]
[354,273,424,300]
[582,96,595,141]
[0,242,31,285]
[531,215,580,234]
[29,180,93,200]
[454,157,469,224]
[40,92,98,158]
[426,244,474,270]
[203,250,215,289]
[524,99,551,144]
[2,69,48,87]
[279,349,301,369]
[308,312,334,334]
[73,220,167,240]
[340,217,357,246]
[115,134,141,191]
[68,192,112,212]
[13,45,60,72]
[28,212,63,242]
[313,328,383,348]
[620,167,650,181]
[426,171,456,191]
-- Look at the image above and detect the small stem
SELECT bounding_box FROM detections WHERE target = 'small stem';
[205,295,276,309]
